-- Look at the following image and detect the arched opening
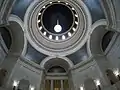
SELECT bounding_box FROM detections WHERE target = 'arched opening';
[48,66,66,73]
[0,15,24,87]
[45,65,69,90]
[89,25,107,55]
[0,27,12,65]
[106,69,119,85]
[40,57,73,90]
[6,21,24,56]
[87,20,109,56]
[0,27,12,50]
[102,31,114,52]
[40,57,73,72]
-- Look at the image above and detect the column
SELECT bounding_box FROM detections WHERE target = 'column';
[61,80,63,90]
[51,80,53,90]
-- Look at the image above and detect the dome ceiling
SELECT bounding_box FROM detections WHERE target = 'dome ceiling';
[24,0,91,56]
[83,0,105,23]
[11,0,105,22]
[25,43,47,64]
[9,0,111,65]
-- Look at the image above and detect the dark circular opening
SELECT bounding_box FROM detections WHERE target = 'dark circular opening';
[0,27,12,49]
[102,31,114,51]
[42,4,74,34]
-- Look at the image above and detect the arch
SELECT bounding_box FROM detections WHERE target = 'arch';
[0,27,12,50]
[0,15,25,63]
[84,78,96,90]
[0,15,25,87]
[7,15,26,56]
[48,66,66,73]
[40,56,74,72]
[87,19,108,57]
[101,31,115,52]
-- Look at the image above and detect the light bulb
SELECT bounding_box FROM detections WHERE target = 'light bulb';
[54,19,62,32]
[13,80,19,87]
[114,69,119,76]
[94,79,101,86]
[54,25,62,32]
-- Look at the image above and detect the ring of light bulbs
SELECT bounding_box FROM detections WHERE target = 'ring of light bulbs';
[37,1,79,41]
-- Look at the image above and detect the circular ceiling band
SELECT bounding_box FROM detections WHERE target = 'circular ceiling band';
[24,0,92,56]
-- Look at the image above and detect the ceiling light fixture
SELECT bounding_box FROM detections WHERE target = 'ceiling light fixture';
[75,21,78,25]
[68,32,72,37]
[94,79,101,86]
[80,86,84,90]
[73,28,76,31]
[39,26,42,30]
[54,19,62,33]
[75,14,78,17]
[43,31,47,35]
[114,69,120,76]
[56,36,59,40]
[49,35,52,39]
[37,20,40,23]
[62,35,66,40]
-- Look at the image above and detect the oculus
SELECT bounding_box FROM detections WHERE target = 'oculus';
[37,1,79,41]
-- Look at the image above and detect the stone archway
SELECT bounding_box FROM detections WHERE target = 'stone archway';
[40,56,74,90]
[87,19,107,57]
[0,15,25,87]
[40,56,74,72]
